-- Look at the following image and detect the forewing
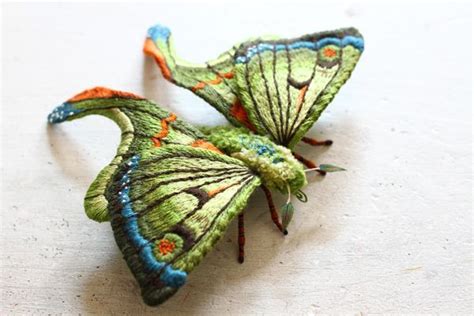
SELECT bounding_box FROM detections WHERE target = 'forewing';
[49,88,207,222]
[108,145,261,305]
[234,28,364,148]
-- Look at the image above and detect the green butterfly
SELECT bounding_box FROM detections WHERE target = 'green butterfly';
[48,24,363,306]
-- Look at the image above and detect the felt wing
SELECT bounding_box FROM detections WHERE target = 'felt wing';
[145,25,364,149]
[49,87,206,222]
[234,28,364,148]
[109,146,260,305]
[48,87,261,305]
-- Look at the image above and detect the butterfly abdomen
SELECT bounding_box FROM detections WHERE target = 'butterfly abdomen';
[203,126,306,193]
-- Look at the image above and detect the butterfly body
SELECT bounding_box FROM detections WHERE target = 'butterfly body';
[203,126,306,193]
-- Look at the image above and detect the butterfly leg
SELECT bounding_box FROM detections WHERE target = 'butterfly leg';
[292,152,326,176]
[238,213,245,263]
[302,136,333,146]
[261,185,287,235]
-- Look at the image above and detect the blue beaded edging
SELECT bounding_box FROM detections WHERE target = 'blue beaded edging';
[119,155,187,288]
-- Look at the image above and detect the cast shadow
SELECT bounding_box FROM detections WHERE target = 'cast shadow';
[141,57,174,110]
[46,123,103,189]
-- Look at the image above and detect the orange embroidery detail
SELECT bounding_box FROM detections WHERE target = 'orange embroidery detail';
[192,82,206,91]
[68,87,144,103]
[158,239,175,255]
[323,47,337,58]
[191,72,234,92]
[151,113,177,147]
[230,100,256,131]
[143,38,172,80]
[207,184,232,197]
[295,85,308,112]
[190,139,223,154]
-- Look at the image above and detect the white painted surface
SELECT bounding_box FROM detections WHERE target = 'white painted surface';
[1,2,472,314]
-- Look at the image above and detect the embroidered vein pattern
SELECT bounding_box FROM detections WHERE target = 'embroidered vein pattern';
[237,39,329,145]
[243,59,278,141]
[131,169,250,215]
[105,145,260,296]
[285,45,332,144]
[113,155,188,289]
[287,46,345,143]
[233,29,362,148]
[47,25,365,307]
[257,48,282,143]
[272,45,285,142]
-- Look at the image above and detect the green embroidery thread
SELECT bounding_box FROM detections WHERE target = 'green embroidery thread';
[49,22,364,307]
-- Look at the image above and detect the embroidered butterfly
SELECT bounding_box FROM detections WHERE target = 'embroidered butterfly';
[48,25,363,306]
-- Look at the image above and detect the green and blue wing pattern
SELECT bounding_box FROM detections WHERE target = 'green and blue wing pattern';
[48,87,204,222]
[49,88,261,305]
[109,146,260,305]
[234,28,364,148]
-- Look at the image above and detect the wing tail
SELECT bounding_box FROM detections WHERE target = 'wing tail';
[48,87,204,222]
[143,24,177,81]
[143,24,212,83]
[144,24,247,126]
[48,86,146,125]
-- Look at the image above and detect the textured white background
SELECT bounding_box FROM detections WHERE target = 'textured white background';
[1,1,472,314]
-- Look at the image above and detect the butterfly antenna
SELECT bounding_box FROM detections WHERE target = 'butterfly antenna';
[306,164,346,173]
[286,183,292,204]
[293,152,326,175]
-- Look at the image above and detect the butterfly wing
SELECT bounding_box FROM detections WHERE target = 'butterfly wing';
[49,87,207,222]
[109,146,260,305]
[49,87,261,305]
[234,28,364,148]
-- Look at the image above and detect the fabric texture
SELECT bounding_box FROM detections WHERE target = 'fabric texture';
[48,87,261,305]
[49,24,364,307]
[144,24,364,149]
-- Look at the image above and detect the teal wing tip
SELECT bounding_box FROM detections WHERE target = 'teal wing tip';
[343,36,364,52]
[161,265,187,288]
[147,24,171,42]
[47,102,82,124]
[344,27,364,52]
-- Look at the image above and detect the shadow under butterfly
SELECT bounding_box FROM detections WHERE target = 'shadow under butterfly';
[48,24,364,306]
